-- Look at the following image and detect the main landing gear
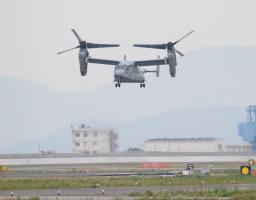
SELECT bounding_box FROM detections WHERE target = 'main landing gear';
[114,82,145,88]
[115,82,121,87]
[140,83,145,88]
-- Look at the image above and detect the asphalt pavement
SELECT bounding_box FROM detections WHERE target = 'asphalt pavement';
[1,184,256,197]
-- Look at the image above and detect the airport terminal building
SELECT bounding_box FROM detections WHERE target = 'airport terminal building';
[71,124,118,154]
[144,138,251,153]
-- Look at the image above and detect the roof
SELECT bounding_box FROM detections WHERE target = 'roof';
[145,138,222,142]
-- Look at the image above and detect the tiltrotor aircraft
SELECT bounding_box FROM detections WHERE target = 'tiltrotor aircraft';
[58,29,193,88]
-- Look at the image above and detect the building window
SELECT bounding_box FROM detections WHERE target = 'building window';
[94,132,98,137]
[83,132,87,137]
[75,142,80,146]
[75,133,80,137]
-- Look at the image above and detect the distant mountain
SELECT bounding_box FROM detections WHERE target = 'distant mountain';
[3,125,71,153]
[1,46,255,153]
[4,106,246,153]
[118,106,246,150]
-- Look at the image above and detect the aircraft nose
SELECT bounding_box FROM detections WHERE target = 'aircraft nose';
[115,69,124,77]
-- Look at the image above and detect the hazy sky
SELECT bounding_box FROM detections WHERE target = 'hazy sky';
[0,0,256,152]
[0,0,256,91]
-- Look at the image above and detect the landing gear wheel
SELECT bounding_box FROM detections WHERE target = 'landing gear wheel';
[140,83,145,88]
[115,83,121,88]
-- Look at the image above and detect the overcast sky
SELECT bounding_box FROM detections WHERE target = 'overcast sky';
[0,0,256,91]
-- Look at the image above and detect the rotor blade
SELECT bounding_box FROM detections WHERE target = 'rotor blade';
[173,30,194,45]
[175,48,184,56]
[71,29,82,42]
[87,43,120,48]
[133,44,167,49]
[57,46,79,54]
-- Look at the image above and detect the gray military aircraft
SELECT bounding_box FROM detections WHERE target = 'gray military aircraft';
[88,55,166,88]
[58,29,168,88]
[133,30,194,77]
[58,29,193,88]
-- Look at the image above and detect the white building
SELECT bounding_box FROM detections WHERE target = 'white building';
[144,138,252,153]
[144,138,226,153]
[71,124,118,154]
[225,144,252,153]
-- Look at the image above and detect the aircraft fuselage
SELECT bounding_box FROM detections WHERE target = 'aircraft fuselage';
[114,61,145,83]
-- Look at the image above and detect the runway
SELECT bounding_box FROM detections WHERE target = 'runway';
[0,152,255,165]
[1,184,256,198]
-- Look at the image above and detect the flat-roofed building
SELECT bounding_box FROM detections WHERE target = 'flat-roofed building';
[144,138,226,153]
[71,124,118,154]
[226,144,252,153]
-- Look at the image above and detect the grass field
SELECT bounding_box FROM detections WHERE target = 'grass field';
[0,174,256,190]
[130,190,256,200]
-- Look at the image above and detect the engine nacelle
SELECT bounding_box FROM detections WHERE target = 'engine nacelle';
[169,65,176,77]
[167,49,177,77]
[79,49,89,76]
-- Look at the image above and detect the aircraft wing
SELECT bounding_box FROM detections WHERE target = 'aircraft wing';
[88,58,120,65]
[134,58,168,67]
